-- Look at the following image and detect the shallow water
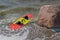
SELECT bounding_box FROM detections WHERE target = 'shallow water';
[0,0,60,40]
[0,0,60,9]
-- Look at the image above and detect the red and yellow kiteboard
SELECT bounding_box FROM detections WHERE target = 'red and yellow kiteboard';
[9,13,33,31]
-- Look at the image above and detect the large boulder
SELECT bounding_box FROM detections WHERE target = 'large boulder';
[38,5,60,28]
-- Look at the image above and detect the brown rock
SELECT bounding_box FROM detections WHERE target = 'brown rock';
[38,5,60,28]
